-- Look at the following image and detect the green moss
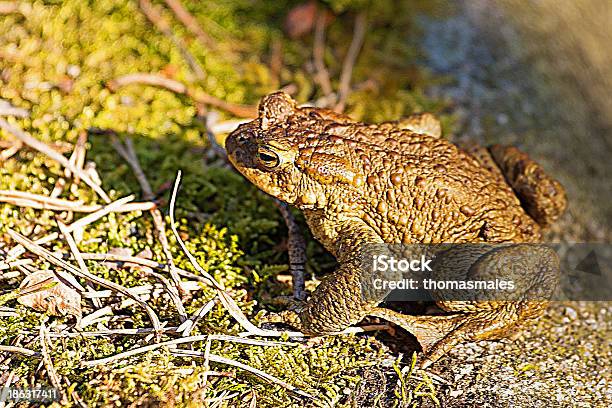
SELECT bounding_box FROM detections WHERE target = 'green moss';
[0,0,448,406]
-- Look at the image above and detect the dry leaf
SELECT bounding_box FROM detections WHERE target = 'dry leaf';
[283,1,334,39]
[18,270,82,318]
[284,1,317,39]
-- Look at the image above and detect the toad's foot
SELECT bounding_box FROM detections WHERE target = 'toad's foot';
[371,303,545,368]
[372,243,558,367]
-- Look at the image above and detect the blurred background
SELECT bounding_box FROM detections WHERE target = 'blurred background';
[0,1,610,406]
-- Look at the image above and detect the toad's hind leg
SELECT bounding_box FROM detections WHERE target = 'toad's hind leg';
[460,143,567,226]
[489,145,567,226]
[372,244,558,367]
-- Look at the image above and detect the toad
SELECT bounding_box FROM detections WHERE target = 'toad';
[226,92,566,367]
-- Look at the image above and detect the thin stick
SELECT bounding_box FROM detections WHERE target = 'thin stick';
[73,131,88,183]
[5,195,136,260]
[0,258,33,270]
[177,298,216,336]
[39,322,67,404]
[81,281,200,299]
[313,9,333,98]
[0,345,41,357]
[201,336,212,390]
[335,12,367,113]
[110,137,154,199]
[7,229,162,335]
[57,221,101,308]
[108,73,257,118]
[81,334,293,367]
[0,102,28,117]
[0,252,216,287]
[0,140,22,160]
[138,0,205,80]
[162,0,216,50]
[111,135,186,317]
[0,190,154,213]
[172,349,314,399]
[238,323,391,338]
[39,327,179,338]
[272,199,306,301]
[169,171,279,337]
[0,118,111,202]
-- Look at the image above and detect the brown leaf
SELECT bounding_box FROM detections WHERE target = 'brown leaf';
[283,1,318,39]
[17,270,82,318]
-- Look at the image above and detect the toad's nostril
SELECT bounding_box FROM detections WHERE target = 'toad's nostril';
[236,131,254,144]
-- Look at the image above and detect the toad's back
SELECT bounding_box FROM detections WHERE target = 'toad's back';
[293,124,541,248]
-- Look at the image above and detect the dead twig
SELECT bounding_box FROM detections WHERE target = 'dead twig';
[110,137,154,199]
[0,99,29,117]
[272,199,307,301]
[80,281,200,299]
[201,336,213,391]
[110,135,187,318]
[5,195,137,260]
[0,252,216,287]
[81,334,293,367]
[57,221,101,307]
[65,130,87,183]
[108,73,257,118]
[172,349,314,398]
[75,253,214,287]
[40,327,179,338]
[162,0,216,50]
[335,12,367,113]
[0,189,155,213]
[0,258,32,270]
[0,118,111,202]
[313,9,334,98]
[7,228,163,335]
[39,321,67,404]
[0,140,22,161]
[0,345,41,357]
[138,0,205,80]
[169,171,281,337]
[177,298,216,336]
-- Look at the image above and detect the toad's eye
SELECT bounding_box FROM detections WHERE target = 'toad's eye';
[256,146,280,168]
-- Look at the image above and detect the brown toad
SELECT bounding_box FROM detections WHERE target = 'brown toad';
[226,92,567,367]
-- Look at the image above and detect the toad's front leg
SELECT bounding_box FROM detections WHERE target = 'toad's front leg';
[280,219,393,334]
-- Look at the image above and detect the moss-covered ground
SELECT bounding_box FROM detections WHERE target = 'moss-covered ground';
[0,1,451,406]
